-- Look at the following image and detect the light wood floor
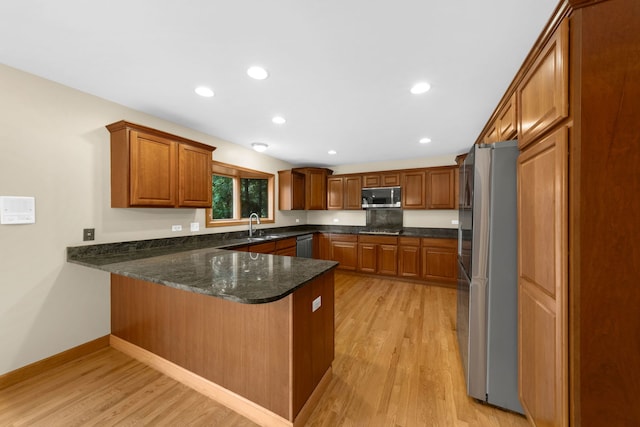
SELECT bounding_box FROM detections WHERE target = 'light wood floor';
[0,272,530,426]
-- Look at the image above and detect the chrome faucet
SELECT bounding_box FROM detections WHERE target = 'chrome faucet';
[248,212,260,237]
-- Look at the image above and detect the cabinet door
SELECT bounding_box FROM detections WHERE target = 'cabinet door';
[381,173,400,187]
[427,167,456,209]
[278,170,305,211]
[305,169,328,210]
[178,143,212,207]
[402,170,426,209]
[358,243,377,273]
[330,235,358,270]
[314,233,331,260]
[517,19,568,148]
[362,174,380,187]
[344,176,362,210]
[377,244,398,276]
[421,238,457,285]
[327,177,344,210]
[398,244,420,278]
[517,128,568,427]
[130,131,176,207]
[483,122,500,144]
[498,93,517,141]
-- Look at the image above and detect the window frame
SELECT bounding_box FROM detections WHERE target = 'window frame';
[206,161,275,228]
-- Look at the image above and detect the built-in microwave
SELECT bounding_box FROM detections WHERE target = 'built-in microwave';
[361,186,402,209]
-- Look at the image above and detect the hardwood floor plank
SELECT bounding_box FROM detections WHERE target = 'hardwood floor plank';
[0,271,528,427]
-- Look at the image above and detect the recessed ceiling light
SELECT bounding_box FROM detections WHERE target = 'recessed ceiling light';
[328,150,337,155]
[419,138,432,144]
[251,142,268,152]
[194,86,214,97]
[272,116,286,125]
[410,82,431,95]
[247,66,269,80]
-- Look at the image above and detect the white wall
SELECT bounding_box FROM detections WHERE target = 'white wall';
[0,64,299,375]
[310,157,460,228]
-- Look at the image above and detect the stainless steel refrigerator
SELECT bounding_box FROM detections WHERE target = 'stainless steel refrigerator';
[457,140,523,413]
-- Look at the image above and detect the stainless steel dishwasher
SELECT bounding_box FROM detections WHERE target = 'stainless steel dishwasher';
[296,234,313,258]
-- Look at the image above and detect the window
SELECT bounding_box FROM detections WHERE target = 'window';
[206,161,275,227]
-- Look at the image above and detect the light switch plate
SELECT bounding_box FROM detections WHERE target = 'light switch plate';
[190,222,199,232]
[312,296,322,312]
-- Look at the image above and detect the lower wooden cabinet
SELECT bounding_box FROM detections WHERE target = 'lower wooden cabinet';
[357,236,398,276]
[421,238,457,285]
[317,233,456,285]
[329,235,358,271]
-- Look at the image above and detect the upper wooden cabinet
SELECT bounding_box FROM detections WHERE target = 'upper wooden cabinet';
[401,169,426,209]
[278,169,306,210]
[497,93,517,141]
[362,172,400,188]
[426,166,457,209]
[106,121,215,208]
[517,19,569,148]
[327,175,362,210]
[278,167,332,210]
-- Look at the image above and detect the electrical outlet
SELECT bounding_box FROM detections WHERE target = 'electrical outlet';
[295,218,300,223]
[171,225,182,232]
[190,222,199,232]
[451,219,459,225]
[83,228,95,241]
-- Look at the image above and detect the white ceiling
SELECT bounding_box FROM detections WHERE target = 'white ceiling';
[0,0,558,167]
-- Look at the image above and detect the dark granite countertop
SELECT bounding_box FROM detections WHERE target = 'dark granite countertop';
[66,225,455,304]
[70,245,337,304]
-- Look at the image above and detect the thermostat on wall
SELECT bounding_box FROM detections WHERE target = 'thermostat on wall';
[0,196,36,224]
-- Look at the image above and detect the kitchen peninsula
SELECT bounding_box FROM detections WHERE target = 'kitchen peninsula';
[68,239,338,427]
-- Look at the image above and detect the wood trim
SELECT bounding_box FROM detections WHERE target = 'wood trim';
[0,335,110,390]
[106,120,215,152]
[110,335,293,427]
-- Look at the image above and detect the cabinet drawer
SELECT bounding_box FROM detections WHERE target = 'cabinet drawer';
[249,241,276,254]
[421,238,457,249]
[398,237,420,246]
[275,237,296,250]
[358,235,398,245]
[330,234,358,242]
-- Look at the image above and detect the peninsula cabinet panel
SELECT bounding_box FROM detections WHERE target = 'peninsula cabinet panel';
[426,166,457,209]
[517,128,568,427]
[402,170,426,209]
[517,19,569,148]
